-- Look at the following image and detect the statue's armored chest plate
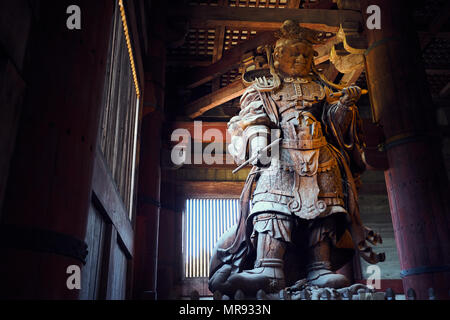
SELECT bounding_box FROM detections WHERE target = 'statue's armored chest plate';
[271,81,325,103]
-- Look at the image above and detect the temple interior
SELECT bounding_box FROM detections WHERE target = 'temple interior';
[0,0,449,300]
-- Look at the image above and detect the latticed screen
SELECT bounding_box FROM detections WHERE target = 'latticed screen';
[98,4,140,218]
[183,199,241,278]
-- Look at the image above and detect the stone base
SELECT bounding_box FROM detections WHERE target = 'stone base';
[214,281,386,300]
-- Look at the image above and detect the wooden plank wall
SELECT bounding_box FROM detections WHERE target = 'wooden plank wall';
[80,204,107,300]
[81,0,144,300]
[109,240,129,300]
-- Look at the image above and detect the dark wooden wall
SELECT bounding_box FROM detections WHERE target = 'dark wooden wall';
[0,0,147,299]
[0,0,115,299]
[0,0,31,222]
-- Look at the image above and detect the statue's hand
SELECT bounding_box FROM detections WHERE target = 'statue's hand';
[340,86,362,106]
[251,149,271,167]
[249,133,270,167]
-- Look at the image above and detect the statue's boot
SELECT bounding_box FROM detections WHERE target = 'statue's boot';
[226,232,286,295]
[306,241,350,289]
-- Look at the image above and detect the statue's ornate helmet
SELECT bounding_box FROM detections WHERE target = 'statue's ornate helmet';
[275,20,323,46]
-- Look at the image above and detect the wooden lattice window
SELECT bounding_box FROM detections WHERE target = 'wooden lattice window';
[183,198,241,278]
[98,5,140,218]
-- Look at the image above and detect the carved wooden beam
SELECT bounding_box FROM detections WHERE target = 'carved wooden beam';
[186,80,247,119]
[169,6,362,33]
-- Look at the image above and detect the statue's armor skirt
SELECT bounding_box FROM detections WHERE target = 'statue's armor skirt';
[251,146,346,217]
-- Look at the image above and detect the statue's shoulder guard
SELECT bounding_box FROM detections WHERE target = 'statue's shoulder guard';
[242,68,279,93]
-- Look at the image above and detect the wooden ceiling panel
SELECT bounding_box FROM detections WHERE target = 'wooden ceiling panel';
[168,28,216,59]
[224,28,258,51]
[169,6,362,32]
[220,68,241,87]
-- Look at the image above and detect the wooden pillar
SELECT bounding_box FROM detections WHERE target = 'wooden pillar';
[134,111,163,300]
[133,1,167,299]
[362,0,450,299]
[0,1,114,299]
[157,171,179,299]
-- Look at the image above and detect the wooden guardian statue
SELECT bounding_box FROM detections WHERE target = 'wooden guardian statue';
[209,20,384,299]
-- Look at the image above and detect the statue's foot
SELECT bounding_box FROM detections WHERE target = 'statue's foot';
[307,268,350,289]
[227,259,285,295]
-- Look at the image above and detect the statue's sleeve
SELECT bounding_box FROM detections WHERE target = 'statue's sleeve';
[323,101,366,177]
[227,86,271,164]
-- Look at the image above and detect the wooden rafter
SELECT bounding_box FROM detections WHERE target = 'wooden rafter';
[169,6,362,32]
[166,58,212,67]
[213,0,227,63]
[212,26,226,63]
[340,66,364,86]
[288,0,301,9]
[186,31,276,89]
[323,63,340,83]
[186,80,246,119]
[212,0,226,91]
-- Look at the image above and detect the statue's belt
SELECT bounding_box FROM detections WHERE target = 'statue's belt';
[278,100,317,114]
[282,137,327,150]
[261,156,336,173]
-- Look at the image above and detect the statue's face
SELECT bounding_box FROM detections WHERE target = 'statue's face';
[273,39,315,77]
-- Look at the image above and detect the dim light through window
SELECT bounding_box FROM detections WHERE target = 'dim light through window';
[182,198,241,278]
